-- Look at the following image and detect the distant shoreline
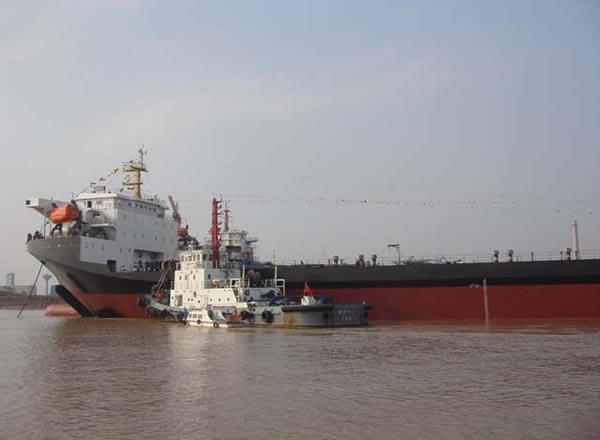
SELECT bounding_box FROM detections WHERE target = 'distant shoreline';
[0,292,65,309]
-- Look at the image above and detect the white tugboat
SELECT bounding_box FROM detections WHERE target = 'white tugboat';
[145,246,372,328]
[170,247,286,327]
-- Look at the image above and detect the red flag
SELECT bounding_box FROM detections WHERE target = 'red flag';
[304,281,314,297]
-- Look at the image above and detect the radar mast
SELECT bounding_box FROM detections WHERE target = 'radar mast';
[122,147,147,198]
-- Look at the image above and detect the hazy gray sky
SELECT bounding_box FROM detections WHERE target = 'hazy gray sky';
[1,1,599,286]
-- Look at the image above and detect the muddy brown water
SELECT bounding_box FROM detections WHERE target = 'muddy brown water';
[1,310,599,439]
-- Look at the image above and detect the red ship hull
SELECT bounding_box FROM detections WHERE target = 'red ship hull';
[285,283,600,321]
[66,283,600,321]
[71,291,149,319]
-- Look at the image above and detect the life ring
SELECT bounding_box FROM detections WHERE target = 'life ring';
[261,310,273,324]
[213,322,219,328]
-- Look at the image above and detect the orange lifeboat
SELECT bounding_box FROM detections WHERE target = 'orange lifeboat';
[177,226,187,237]
[45,304,80,317]
[49,204,78,223]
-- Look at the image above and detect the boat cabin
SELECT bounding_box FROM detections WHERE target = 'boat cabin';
[170,249,285,310]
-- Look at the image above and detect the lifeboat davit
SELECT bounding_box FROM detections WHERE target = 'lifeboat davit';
[49,204,78,223]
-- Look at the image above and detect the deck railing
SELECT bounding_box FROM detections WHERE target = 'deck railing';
[274,249,600,266]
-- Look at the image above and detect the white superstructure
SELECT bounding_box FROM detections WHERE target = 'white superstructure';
[169,248,284,310]
[25,150,180,273]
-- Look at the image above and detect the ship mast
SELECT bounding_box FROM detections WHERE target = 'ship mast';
[122,148,147,198]
[211,198,221,268]
[223,201,230,232]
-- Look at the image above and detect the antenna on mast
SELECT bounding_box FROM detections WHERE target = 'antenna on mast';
[572,220,580,260]
[122,147,148,198]
[224,202,230,232]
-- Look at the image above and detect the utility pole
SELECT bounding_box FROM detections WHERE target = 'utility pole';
[41,273,53,296]
[483,278,489,326]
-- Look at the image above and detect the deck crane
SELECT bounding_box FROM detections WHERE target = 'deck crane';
[168,194,192,240]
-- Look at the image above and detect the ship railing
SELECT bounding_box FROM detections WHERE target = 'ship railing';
[88,216,114,225]
[118,190,163,204]
[27,229,114,241]
[275,249,600,266]
[202,279,236,289]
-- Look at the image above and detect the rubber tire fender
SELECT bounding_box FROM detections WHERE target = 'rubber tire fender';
[261,310,273,324]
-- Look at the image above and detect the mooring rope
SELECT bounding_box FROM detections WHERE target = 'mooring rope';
[16,262,44,320]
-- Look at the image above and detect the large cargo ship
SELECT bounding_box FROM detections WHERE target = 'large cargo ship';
[26,152,600,321]
[26,150,258,318]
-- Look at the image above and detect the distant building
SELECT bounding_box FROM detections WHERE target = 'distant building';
[0,285,37,295]
[0,273,37,295]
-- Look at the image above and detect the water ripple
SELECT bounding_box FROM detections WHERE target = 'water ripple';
[1,311,600,439]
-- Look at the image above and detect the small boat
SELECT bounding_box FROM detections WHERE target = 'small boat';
[185,306,245,328]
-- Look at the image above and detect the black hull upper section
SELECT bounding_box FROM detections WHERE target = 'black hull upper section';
[27,237,160,294]
[271,259,600,290]
[27,237,160,316]
[27,236,600,294]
